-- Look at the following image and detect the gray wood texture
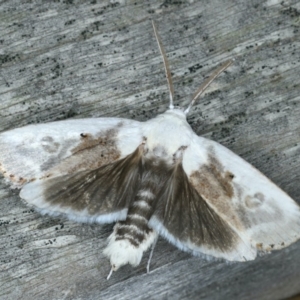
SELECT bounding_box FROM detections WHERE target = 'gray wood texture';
[1,0,300,299]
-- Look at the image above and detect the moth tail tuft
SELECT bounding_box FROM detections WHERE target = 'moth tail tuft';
[103,239,143,271]
[103,225,158,271]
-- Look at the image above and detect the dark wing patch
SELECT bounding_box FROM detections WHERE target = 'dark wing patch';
[41,127,121,178]
[20,146,143,220]
[151,163,240,253]
[190,156,235,200]
[189,152,244,231]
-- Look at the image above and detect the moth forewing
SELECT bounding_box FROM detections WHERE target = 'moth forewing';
[0,22,299,280]
[0,118,143,187]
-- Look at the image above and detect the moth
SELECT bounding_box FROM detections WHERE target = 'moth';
[0,21,300,280]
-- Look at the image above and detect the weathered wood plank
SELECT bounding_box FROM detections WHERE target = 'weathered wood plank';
[1,0,300,299]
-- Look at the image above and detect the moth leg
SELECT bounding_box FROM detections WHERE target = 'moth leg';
[146,234,158,274]
[106,268,114,280]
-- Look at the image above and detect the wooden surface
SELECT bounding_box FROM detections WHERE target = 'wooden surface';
[1,0,300,299]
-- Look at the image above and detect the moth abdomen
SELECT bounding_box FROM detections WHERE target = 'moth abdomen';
[115,189,156,244]
[103,187,158,271]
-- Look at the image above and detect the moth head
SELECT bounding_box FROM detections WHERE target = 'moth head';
[152,20,233,116]
[156,107,188,125]
[165,107,185,117]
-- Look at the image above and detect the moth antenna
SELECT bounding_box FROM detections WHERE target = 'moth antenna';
[106,268,114,280]
[184,59,233,115]
[146,235,158,273]
[152,20,175,109]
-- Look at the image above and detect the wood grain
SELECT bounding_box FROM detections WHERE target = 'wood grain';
[1,0,300,299]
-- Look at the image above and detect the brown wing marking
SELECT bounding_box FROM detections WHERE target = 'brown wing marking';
[189,152,245,231]
[40,127,122,179]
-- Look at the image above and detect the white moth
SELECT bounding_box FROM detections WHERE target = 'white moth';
[1,22,300,279]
